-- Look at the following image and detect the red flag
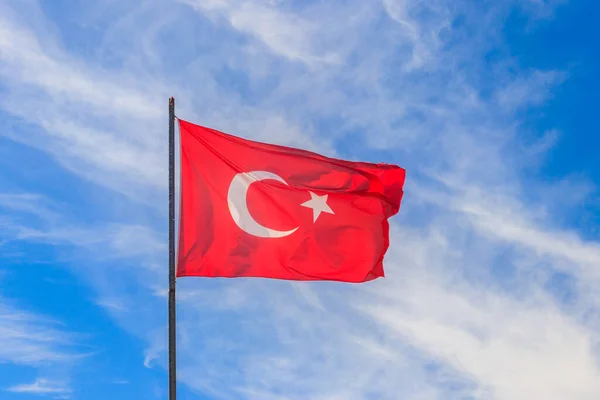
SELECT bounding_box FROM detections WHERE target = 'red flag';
[176,119,406,283]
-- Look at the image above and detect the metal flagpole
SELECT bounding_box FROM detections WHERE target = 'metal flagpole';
[168,97,177,400]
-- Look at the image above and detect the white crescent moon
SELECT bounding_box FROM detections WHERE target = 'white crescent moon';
[227,171,299,238]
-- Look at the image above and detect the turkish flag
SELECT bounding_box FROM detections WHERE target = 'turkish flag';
[176,119,406,283]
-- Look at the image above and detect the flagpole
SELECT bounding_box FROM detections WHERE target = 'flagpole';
[168,96,177,400]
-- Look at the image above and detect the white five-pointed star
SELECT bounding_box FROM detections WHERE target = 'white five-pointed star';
[301,191,334,222]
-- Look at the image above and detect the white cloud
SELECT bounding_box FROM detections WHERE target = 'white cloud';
[0,0,332,201]
[459,196,600,277]
[0,4,162,121]
[382,0,451,69]
[0,299,78,367]
[494,70,565,110]
[518,0,567,18]
[180,0,342,67]
[364,242,600,400]
[6,378,71,398]
[0,191,165,259]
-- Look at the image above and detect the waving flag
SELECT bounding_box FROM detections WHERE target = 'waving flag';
[176,119,406,283]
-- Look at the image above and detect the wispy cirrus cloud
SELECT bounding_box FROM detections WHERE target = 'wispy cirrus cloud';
[179,0,342,67]
[0,189,166,338]
[1,196,83,372]
[0,0,333,202]
[6,378,71,398]
[363,225,600,400]
[0,191,165,260]
[0,300,77,367]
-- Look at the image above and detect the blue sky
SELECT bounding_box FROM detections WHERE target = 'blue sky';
[1,0,600,399]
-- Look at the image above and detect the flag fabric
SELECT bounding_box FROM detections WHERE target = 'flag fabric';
[176,119,406,283]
